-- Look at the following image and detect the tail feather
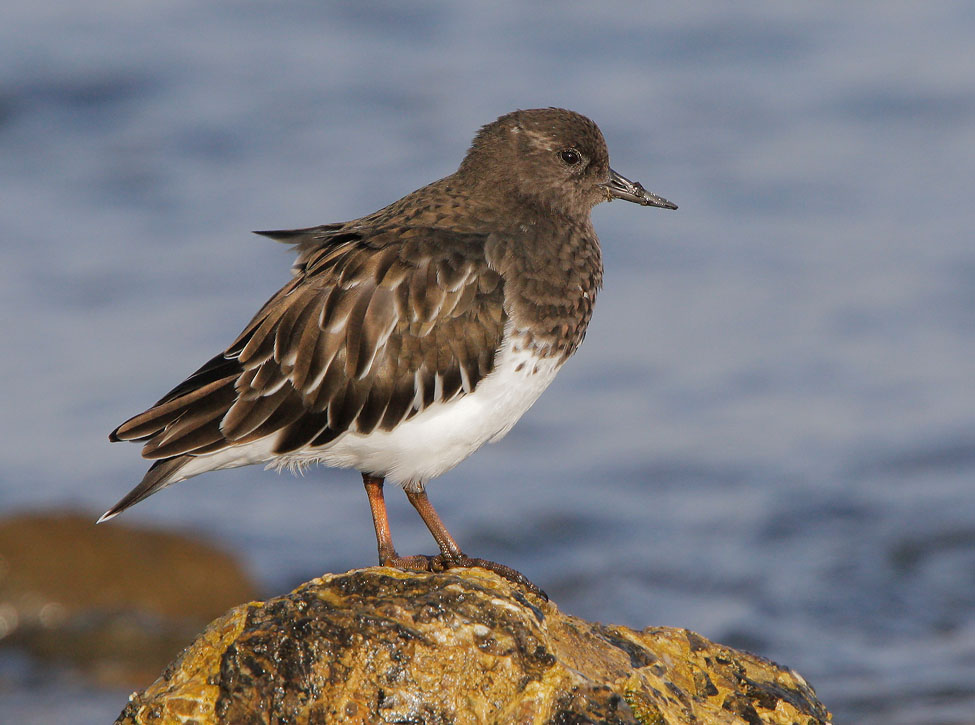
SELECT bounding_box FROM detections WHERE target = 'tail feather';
[97,456,190,523]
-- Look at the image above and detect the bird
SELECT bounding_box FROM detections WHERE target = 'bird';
[101,108,676,591]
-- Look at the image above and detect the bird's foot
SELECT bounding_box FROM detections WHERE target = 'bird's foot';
[380,553,546,600]
[380,553,441,571]
[432,553,548,600]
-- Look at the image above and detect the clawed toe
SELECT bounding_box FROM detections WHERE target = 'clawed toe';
[381,553,441,571]
[366,476,546,599]
[435,554,548,600]
[380,552,546,599]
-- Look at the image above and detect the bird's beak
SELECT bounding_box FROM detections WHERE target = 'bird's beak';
[602,168,677,209]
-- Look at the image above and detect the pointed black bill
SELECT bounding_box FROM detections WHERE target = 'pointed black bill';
[603,168,677,209]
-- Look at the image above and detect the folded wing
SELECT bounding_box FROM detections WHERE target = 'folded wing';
[110,225,506,464]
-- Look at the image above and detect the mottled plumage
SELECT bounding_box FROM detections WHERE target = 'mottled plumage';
[103,108,675,590]
[114,225,504,460]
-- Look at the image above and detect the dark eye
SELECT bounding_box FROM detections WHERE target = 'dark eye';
[558,148,582,166]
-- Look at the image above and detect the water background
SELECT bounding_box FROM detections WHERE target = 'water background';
[2,3,974,722]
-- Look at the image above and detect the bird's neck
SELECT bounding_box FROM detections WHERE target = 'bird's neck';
[486,214,603,362]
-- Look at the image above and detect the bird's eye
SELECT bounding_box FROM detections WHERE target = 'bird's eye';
[558,148,582,166]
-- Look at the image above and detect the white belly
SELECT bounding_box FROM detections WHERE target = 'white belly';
[283,332,562,487]
[173,327,563,488]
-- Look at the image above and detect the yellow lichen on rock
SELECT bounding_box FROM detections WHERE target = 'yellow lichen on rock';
[114,567,831,724]
[121,601,256,724]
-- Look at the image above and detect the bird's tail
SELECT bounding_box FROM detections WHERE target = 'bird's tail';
[97,456,189,523]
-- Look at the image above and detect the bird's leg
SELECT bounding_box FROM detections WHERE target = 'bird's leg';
[361,473,434,570]
[403,486,464,559]
[404,487,547,599]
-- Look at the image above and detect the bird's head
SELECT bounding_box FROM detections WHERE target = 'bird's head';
[459,107,676,217]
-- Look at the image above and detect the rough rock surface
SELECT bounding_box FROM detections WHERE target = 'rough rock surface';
[115,566,830,724]
[0,511,260,686]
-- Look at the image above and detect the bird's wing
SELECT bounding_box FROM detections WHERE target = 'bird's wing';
[252,223,349,273]
[110,226,506,459]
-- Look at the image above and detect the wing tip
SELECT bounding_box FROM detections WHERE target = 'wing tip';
[98,457,189,524]
[253,228,317,242]
[253,224,352,245]
[253,229,289,240]
[95,508,120,524]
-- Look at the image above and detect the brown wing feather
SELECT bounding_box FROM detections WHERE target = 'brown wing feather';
[110,226,506,463]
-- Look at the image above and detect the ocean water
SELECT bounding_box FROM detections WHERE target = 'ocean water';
[2,3,974,722]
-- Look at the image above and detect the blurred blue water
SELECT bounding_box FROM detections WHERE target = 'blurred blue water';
[2,3,974,723]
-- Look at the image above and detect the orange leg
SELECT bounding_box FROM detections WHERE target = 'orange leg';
[404,488,464,559]
[405,487,546,599]
[362,473,546,598]
[362,473,396,563]
[362,473,435,569]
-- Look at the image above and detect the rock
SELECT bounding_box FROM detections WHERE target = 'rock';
[115,567,831,724]
[0,511,261,687]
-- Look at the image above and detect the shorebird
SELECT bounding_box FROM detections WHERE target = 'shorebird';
[102,108,676,591]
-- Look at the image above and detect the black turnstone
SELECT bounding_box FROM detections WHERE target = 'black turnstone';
[102,108,676,590]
